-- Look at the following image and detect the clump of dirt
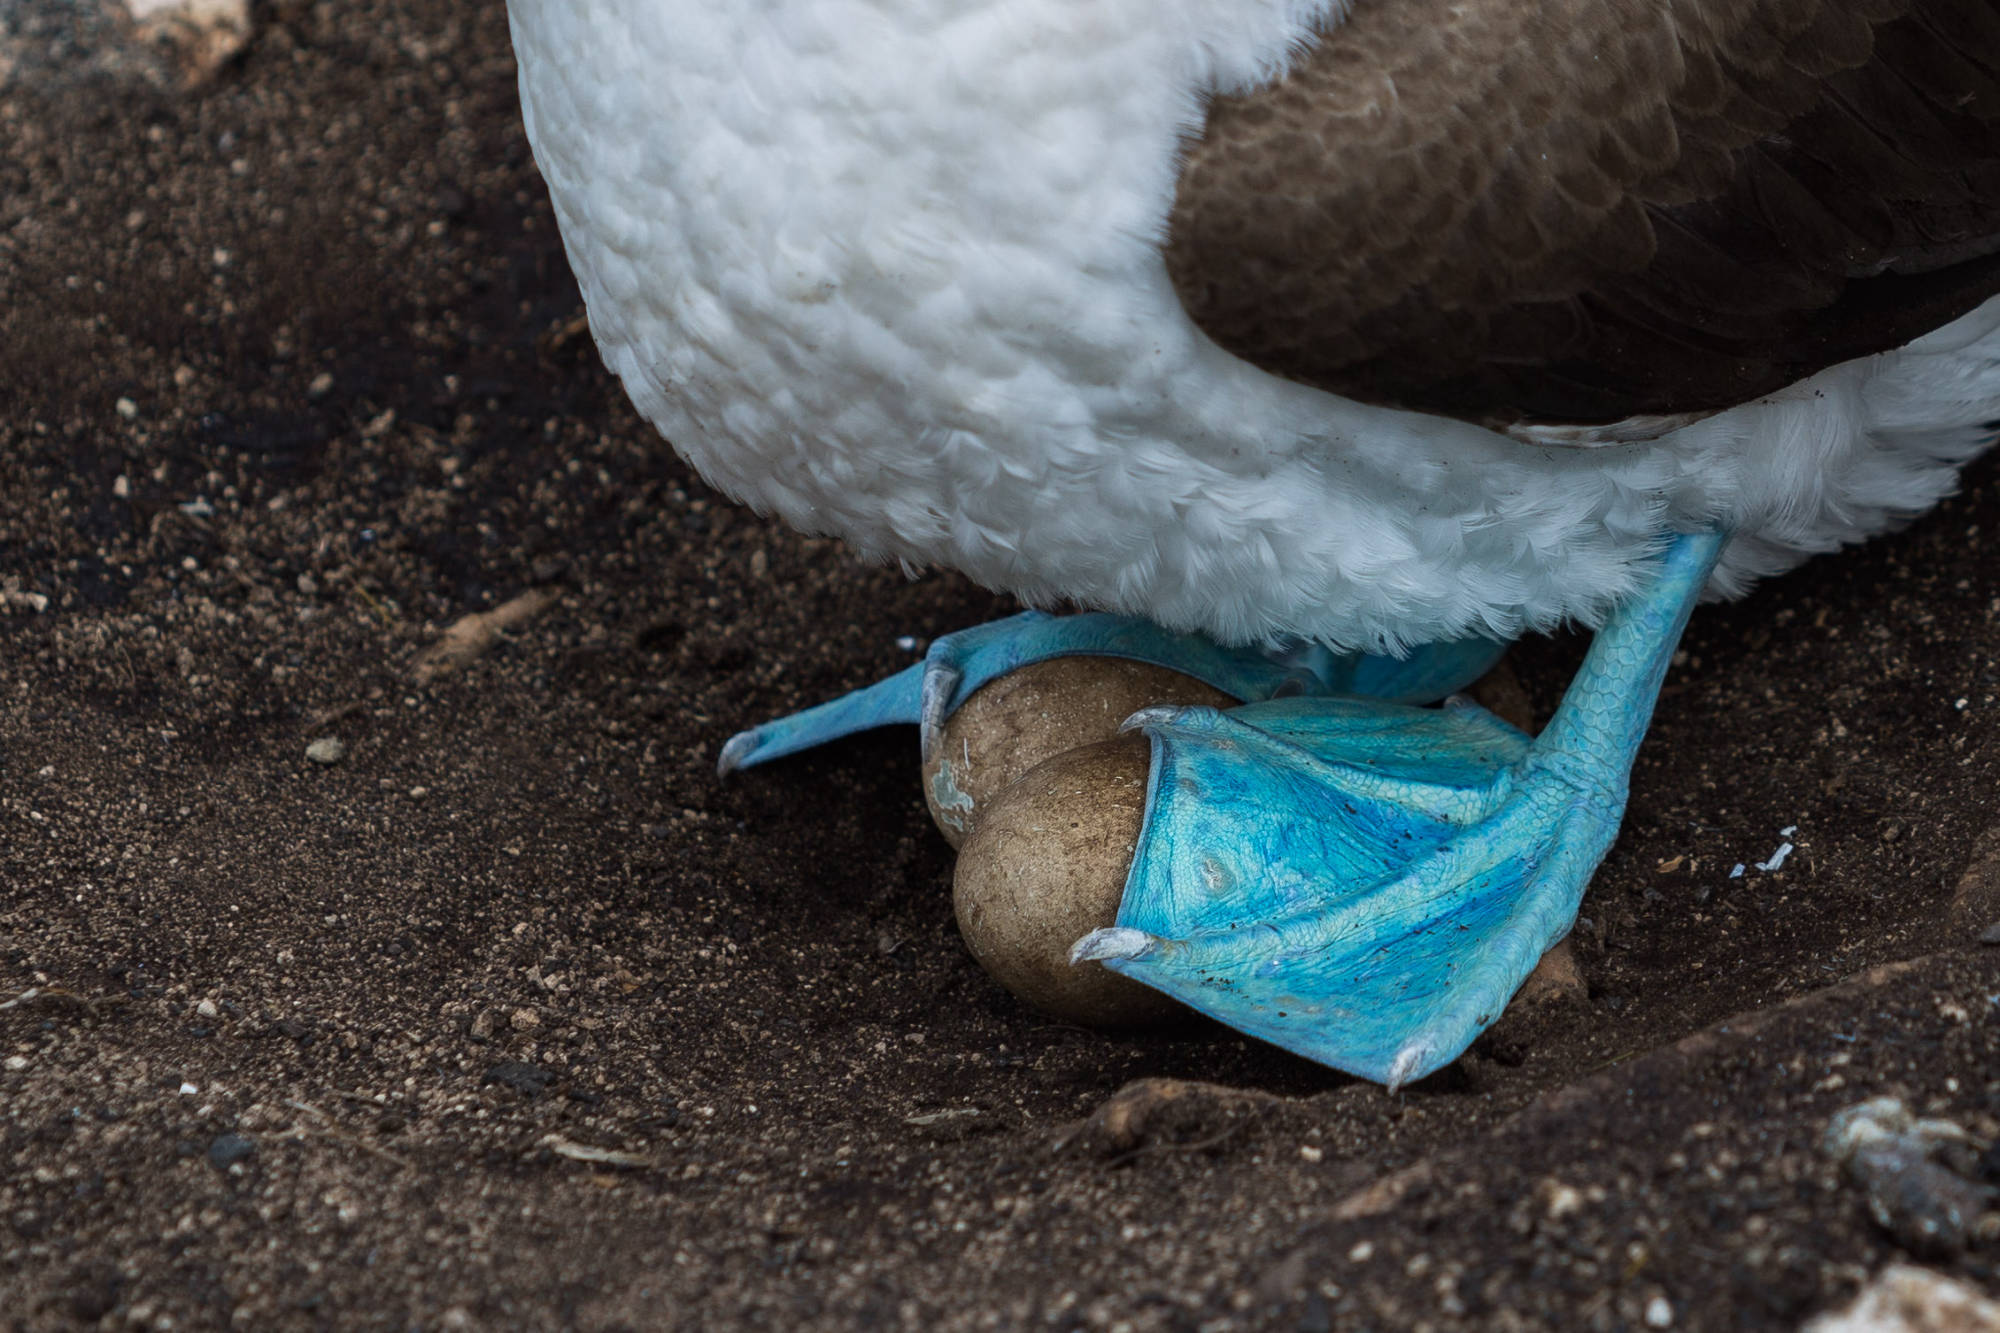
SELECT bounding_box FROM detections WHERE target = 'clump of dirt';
[4,1,2000,1327]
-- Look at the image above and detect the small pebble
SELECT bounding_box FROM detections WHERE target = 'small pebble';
[1645,1295,1673,1328]
[1823,1098,1995,1258]
[0,590,49,614]
[1540,1179,1584,1220]
[195,999,218,1019]
[206,1133,255,1171]
[304,737,346,765]
[4,1055,27,1072]
[1804,1263,2000,1332]
[483,1062,553,1097]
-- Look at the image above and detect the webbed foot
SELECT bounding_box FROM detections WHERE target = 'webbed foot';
[720,532,1722,1088]
[719,610,1508,842]
[1064,529,1725,1086]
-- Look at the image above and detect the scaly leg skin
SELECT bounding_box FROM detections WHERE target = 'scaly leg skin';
[1072,528,1726,1088]
[716,610,1509,775]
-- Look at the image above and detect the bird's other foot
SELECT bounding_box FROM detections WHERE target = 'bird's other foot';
[718,610,1508,844]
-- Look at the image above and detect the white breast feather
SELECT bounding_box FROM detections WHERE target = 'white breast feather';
[507,0,2000,652]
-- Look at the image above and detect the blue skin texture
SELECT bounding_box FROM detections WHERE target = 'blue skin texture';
[722,529,1725,1088]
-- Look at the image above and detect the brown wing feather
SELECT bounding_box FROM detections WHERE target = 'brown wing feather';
[1165,0,2000,430]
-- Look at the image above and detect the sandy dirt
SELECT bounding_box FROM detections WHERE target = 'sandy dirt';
[4,1,2000,1328]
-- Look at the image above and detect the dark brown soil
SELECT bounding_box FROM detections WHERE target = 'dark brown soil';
[4,3,2000,1328]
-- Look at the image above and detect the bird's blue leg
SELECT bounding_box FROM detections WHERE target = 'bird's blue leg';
[717,610,1509,774]
[1073,529,1727,1088]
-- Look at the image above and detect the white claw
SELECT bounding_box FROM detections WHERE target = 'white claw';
[1385,1039,1439,1094]
[1069,926,1157,965]
[716,730,759,777]
[1117,705,1186,735]
[918,662,961,766]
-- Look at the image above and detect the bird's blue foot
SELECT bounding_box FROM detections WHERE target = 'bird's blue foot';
[1074,529,1725,1087]
[719,531,1721,1089]
[717,610,1509,774]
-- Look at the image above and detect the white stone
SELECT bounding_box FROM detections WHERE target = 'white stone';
[1804,1265,2000,1333]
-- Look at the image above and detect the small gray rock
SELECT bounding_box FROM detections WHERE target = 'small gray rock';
[1823,1098,1996,1258]
[483,1062,553,1098]
[206,1132,254,1171]
[1854,1143,1991,1257]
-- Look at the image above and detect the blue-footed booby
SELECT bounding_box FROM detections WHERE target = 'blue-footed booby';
[507,0,2000,1086]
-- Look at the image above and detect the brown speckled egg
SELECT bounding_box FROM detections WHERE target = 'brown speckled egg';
[952,735,1184,1027]
[921,656,1232,847]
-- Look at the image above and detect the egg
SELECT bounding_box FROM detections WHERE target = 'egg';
[921,655,1232,848]
[952,735,1185,1026]
[947,650,1572,1029]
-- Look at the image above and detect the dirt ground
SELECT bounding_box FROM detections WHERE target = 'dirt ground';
[4,2,2000,1329]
